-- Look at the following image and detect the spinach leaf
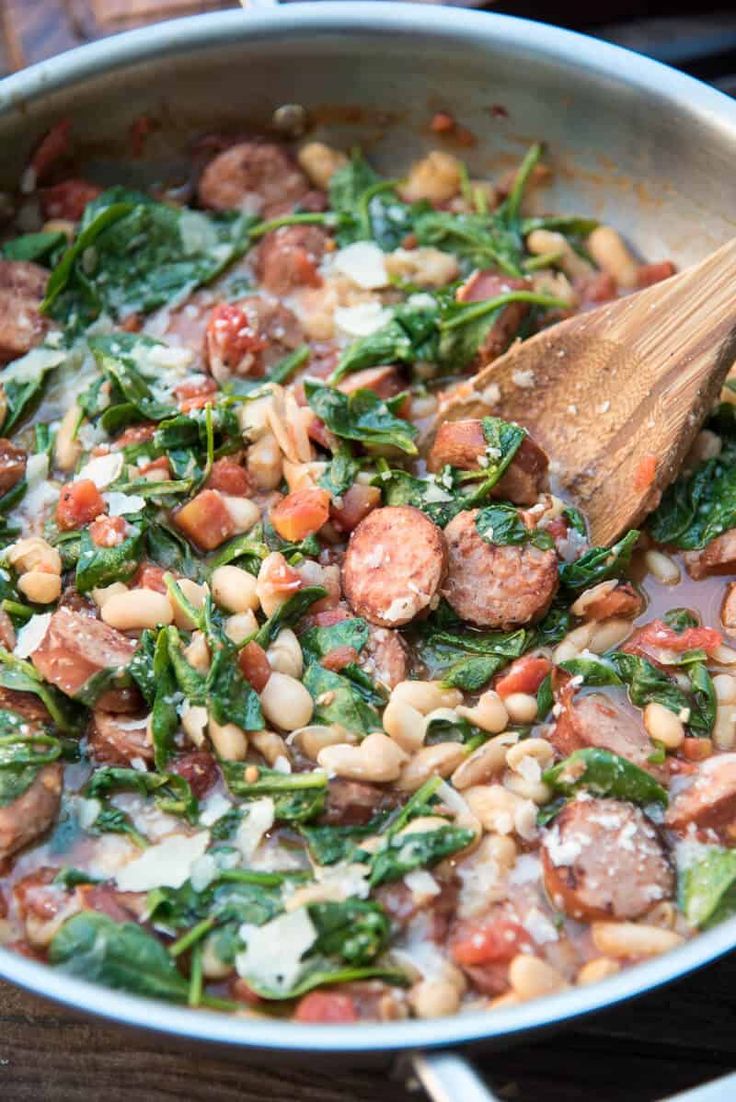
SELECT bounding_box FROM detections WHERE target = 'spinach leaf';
[375,468,464,528]
[75,525,144,593]
[0,649,83,733]
[369,824,474,887]
[220,763,327,822]
[128,629,157,706]
[559,529,639,590]
[303,663,382,736]
[475,503,553,550]
[299,617,369,666]
[0,347,67,435]
[521,215,599,238]
[680,847,736,928]
[85,766,197,820]
[663,608,700,633]
[537,673,553,719]
[146,523,203,581]
[318,445,361,499]
[240,956,405,1001]
[87,804,147,849]
[88,333,174,421]
[558,656,623,686]
[208,532,268,573]
[423,711,479,745]
[648,445,736,550]
[329,301,439,385]
[299,816,389,866]
[610,652,690,717]
[436,290,565,374]
[305,381,418,455]
[207,638,264,731]
[267,345,310,386]
[150,628,178,771]
[2,230,67,265]
[687,662,717,736]
[413,209,524,276]
[329,151,380,229]
[417,622,528,692]
[255,586,327,650]
[0,712,61,807]
[308,900,389,965]
[542,748,668,806]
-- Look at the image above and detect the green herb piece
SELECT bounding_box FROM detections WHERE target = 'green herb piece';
[88,333,175,421]
[2,230,67,265]
[417,623,528,692]
[85,766,197,820]
[300,617,369,666]
[255,586,327,650]
[680,847,736,928]
[663,608,700,633]
[208,532,268,573]
[305,381,418,455]
[308,900,390,966]
[558,656,623,686]
[0,649,83,733]
[610,652,690,717]
[299,816,389,866]
[475,503,553,550]
[220,763,327,823]
[648,438,736,550]
[328,300,439,385]
[0,711,61,807]
[303,663,382,736]
[0,347,67,435]
[542,748,668,806]
[75,525,144,593]
[559,530,639,590]
[369,824,474,887]
[207,637,264,732]
[537,673,553,719]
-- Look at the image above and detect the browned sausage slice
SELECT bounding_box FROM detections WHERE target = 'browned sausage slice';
[0,762,62,860]
[0,439,27,494]
[427,420,549,505]
[541,798,673,920]
[551,691,654,770]
[456,271,530,364]
[666,753,736,832]
[198,141,310,218]
[322,779,400,826]
[0,260,49,363]
[88,711,153,767]
[361,627,408,690]
[256,225,328,295]
[442,508,558,629]
[31,607,137,710]
[684,530,736,579]
[338,366,404,400]
[342,505,448,628]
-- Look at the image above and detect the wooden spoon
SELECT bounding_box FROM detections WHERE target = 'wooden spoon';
[439,237,736,546]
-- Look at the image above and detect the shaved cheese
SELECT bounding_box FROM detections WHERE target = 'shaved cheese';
[77,797,102,830]
[334,301,391,339]
[179,209,220,255]
[235,797,274,863]
[104,491,146,517]
[236,908,316,994]
[115,831,210,892]
[404,869,441,900]
[77,451,123,490]
[199,792,234,827]
[1,345,65,385]
[190,853,218,893]
[14,612,51,658]
[25,453,49,489]
[333,241,388,290]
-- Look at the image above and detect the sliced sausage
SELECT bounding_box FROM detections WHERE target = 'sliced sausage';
[0,687,51,725]
[541,798,674,921]
[684,530,736,580]
[551,691,655,771]
[456,271,530,364]
[321,778,400,826]
[666,753,736,832]
[342,505,448,628]
[338,366,404,401]
[0,260,49,364]
[0,762,62,860]
[361,627,408,690]
[574,581,643,622]
[0,439,27,495]
[88,711,153,767]
[442,508,558,629]
[198,141,310,218]
[31,607,138,711]
[256,225,328,295]
[427,420,548,505]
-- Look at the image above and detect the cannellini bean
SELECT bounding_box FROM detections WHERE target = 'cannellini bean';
[644,549,681,585]
[587,617,633,654]
[297,141,348,188]
[531,269,577,307]
[576,958,620,986]
[266,628,303,679]
[208,716,248,761]
[591,921,684,959]
[385,247,460,288]
[256,552,296,617]
[91,582,128,609]
[172,578,208,630]
[318,732,408,783]
[221,495,260,534]
[224,610,259,645]
[183,631,211,673]
[260,671,314,731]
[713,702,736,750]
[409,978,462,1019]
[587,226,638,289]
[645,901,678,930]
[247,432,283,491]
[53,405,83,472]
[400,151,463,204]
[503,692,538,725]
[101,588,173,631]
[457,689,509,734]
[382,698,426,754]
[451,734,513,790]
[553,623,594,663]
[526,228,591,280]
[464,784,536,839]
[712,644,736,666]
[643,702,684,749]
[17,570,61,604]
[570,580,617,618]
[508,954,568,1000]
[714,674,736,704]
[211,565,259,614]
[396,742,466,792]
[42,218,75,240]
[292,724,355,761]
[391,680,462,715]
[503,772,551,805]
[250,729,290,768]
[506,737,554,773]
[7,536,61,575]
[181,703,208,747]
[489,991,522,1010]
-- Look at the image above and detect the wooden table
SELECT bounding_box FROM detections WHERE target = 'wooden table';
[1,952,734,1101]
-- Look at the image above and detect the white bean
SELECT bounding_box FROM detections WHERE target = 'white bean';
[297,142,348,189]
[503,692,538,725]
[643,702,684,749]
[53,405,82,472]
[587,226,639,289]
[208,716,248,760]
[250,729,290,767]
[644,549,681,585]
[400,151,463,204]
[508,954,568,1000]
[183,631,211,672]
[211,565,259,614]
[588,617,632,654]
[576,958,620,986]
[247,432,283,492]
[260,671,314,731]
[451,735,513,790]
[526,228,591,280]
[266,628,303,679]
[714,674,736,704]
[17,570,61,604]
[101,588,173,631]
[713,702,736,750]
[318,732,408,783]
[396,742,466,792]
[224,610,259,645]
[391,680,463,715]
[570,580,617,618]
[457,690,509,734]
[181,703,208,747]
[506,737,554,773]
[91,582,128,609]
[553,623,594,663]
[409,978,462,1019]
[221,495,260,534]
[172,578,208,630]
[294,724,356,760]
[7,536,61,575]
[591,921,684,959]
[382,698,426,753]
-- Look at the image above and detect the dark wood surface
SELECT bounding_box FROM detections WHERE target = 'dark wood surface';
[1,951,735,1101]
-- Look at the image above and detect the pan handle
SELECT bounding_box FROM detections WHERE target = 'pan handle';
[411,1051,500,1102]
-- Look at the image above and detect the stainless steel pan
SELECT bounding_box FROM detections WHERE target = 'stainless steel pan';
[1,6,736,1099]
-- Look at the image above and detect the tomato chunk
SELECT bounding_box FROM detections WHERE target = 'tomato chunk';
[207,458,252,496]
[174,489,235,551]
[134,563,168,593]
[205,303,265,378]
[271,488,330,542]
[634,454,657,493]
[40,178,102,222]
[294,991,359,1023]
[170,751,219,798]
[451,918,532,966]
[637,260,676,289]
[56,479,106,531]
[330,484,381,533]
[495,655,551,698]
[627,620,723,657]
[321,645,360,672]
[89,515,127,548]
[238,641,271,693]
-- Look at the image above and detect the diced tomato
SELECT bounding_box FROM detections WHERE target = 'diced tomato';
[79,884,134,924]
[637,260,676,289]
[682,737,713,762]
[238,641,271,692]
[174,489,235,551]
[112,423,157,450]
[495,655,552,698]
[119,314,143,333]
[29,119,71,183]
[294,991,359,1023]
[302,607,351,630]
[40,178,102,222]
[134,563,168,594]
[139,455,172,480]
[627,620,723,657]
[89,515,128,548]
[321,645,360,672]
[205,303,266,377]
[271,488,331,542]
[330,484,381,533]
[56,479,106,531]
[129,114,155,158]
[430,111,455,133]
[581,582,643,622]
[170,751,219,798]
[306,415,335,451]
[260,553,303,597]
[207,458,252,496]
[634,454,657,493]
[174,376,218,401]
[451,917,532,966]
[545,516,569,542]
